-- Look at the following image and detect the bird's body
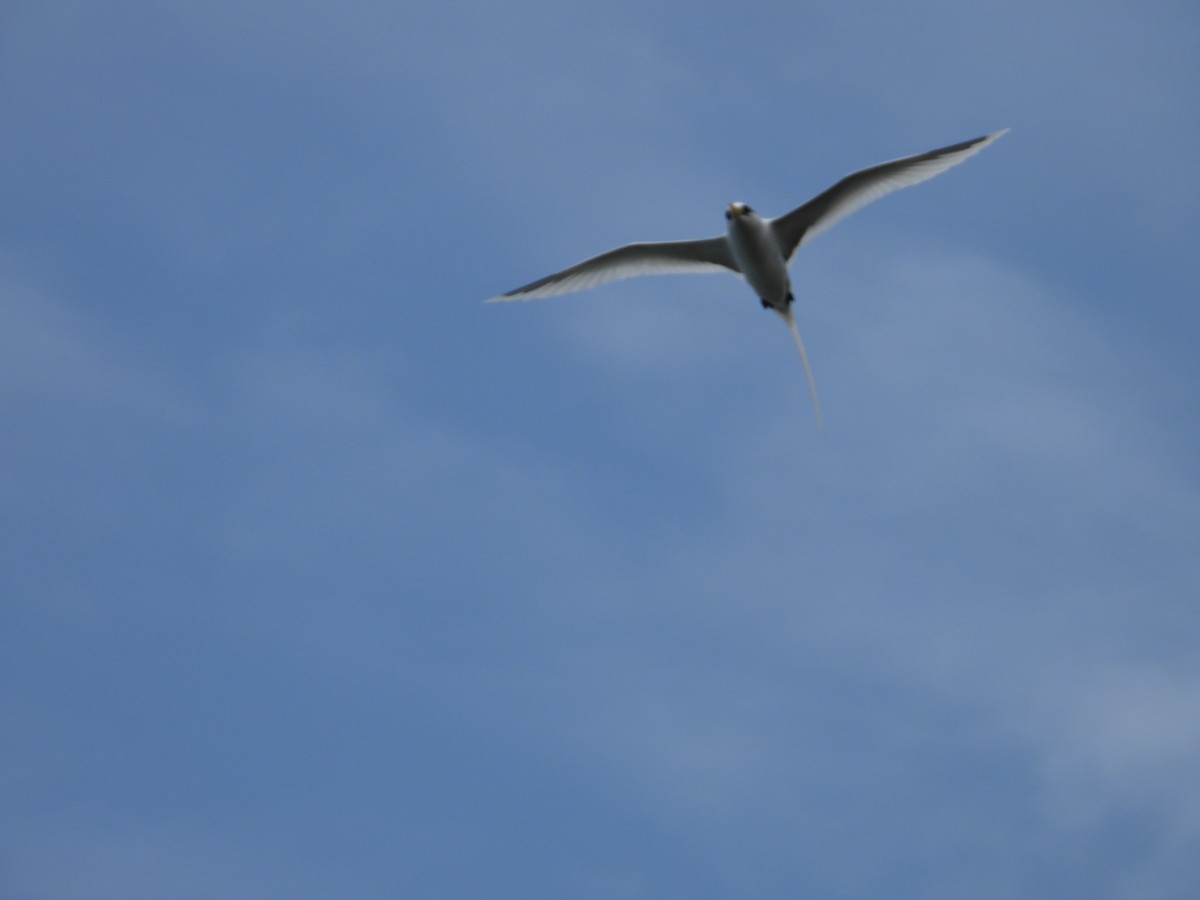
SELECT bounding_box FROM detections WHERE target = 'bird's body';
[489,130,1008,425]
[724,203,792,312]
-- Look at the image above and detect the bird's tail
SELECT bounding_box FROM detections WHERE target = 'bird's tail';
[780,308,822,427]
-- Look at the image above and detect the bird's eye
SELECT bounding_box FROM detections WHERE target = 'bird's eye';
[743,205,754,214]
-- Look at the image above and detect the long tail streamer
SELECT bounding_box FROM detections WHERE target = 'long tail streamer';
[781,309,823,428]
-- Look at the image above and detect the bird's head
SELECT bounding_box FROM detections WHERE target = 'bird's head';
[725,201,755,221]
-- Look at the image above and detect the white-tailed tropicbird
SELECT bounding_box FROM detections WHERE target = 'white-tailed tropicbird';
[489,130,1007,426]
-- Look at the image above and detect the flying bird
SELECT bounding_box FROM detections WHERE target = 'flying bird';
[488,129,1008,426]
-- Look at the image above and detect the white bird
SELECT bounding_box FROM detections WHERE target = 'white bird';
[489,129,1007,426]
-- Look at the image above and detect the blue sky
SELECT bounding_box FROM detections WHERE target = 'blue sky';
[3,1,1198,897]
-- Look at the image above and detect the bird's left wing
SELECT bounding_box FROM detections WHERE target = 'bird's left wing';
[769,129,1008,261]
[488,236,739,302]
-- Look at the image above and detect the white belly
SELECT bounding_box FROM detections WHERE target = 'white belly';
[727,214,791,308]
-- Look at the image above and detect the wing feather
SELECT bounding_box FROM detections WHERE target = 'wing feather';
[488,236,739,302]
[769,130,1008,261]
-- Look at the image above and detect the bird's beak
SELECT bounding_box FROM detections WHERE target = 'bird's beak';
[726,203,740,218]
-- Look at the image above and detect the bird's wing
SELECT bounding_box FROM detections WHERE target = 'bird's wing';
[488,236,739,301]
[769,130,1008,261]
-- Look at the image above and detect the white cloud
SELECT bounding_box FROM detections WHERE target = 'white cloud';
[5,1,1200,896]
[512,246,1200,887]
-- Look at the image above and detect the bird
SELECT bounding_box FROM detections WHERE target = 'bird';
[488,129,1008,426]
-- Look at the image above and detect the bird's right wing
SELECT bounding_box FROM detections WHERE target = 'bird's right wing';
[488,236,739,301]
[769,130,1008,261]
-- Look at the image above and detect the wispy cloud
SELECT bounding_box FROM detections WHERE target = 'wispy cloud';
[4,1,1199,897]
